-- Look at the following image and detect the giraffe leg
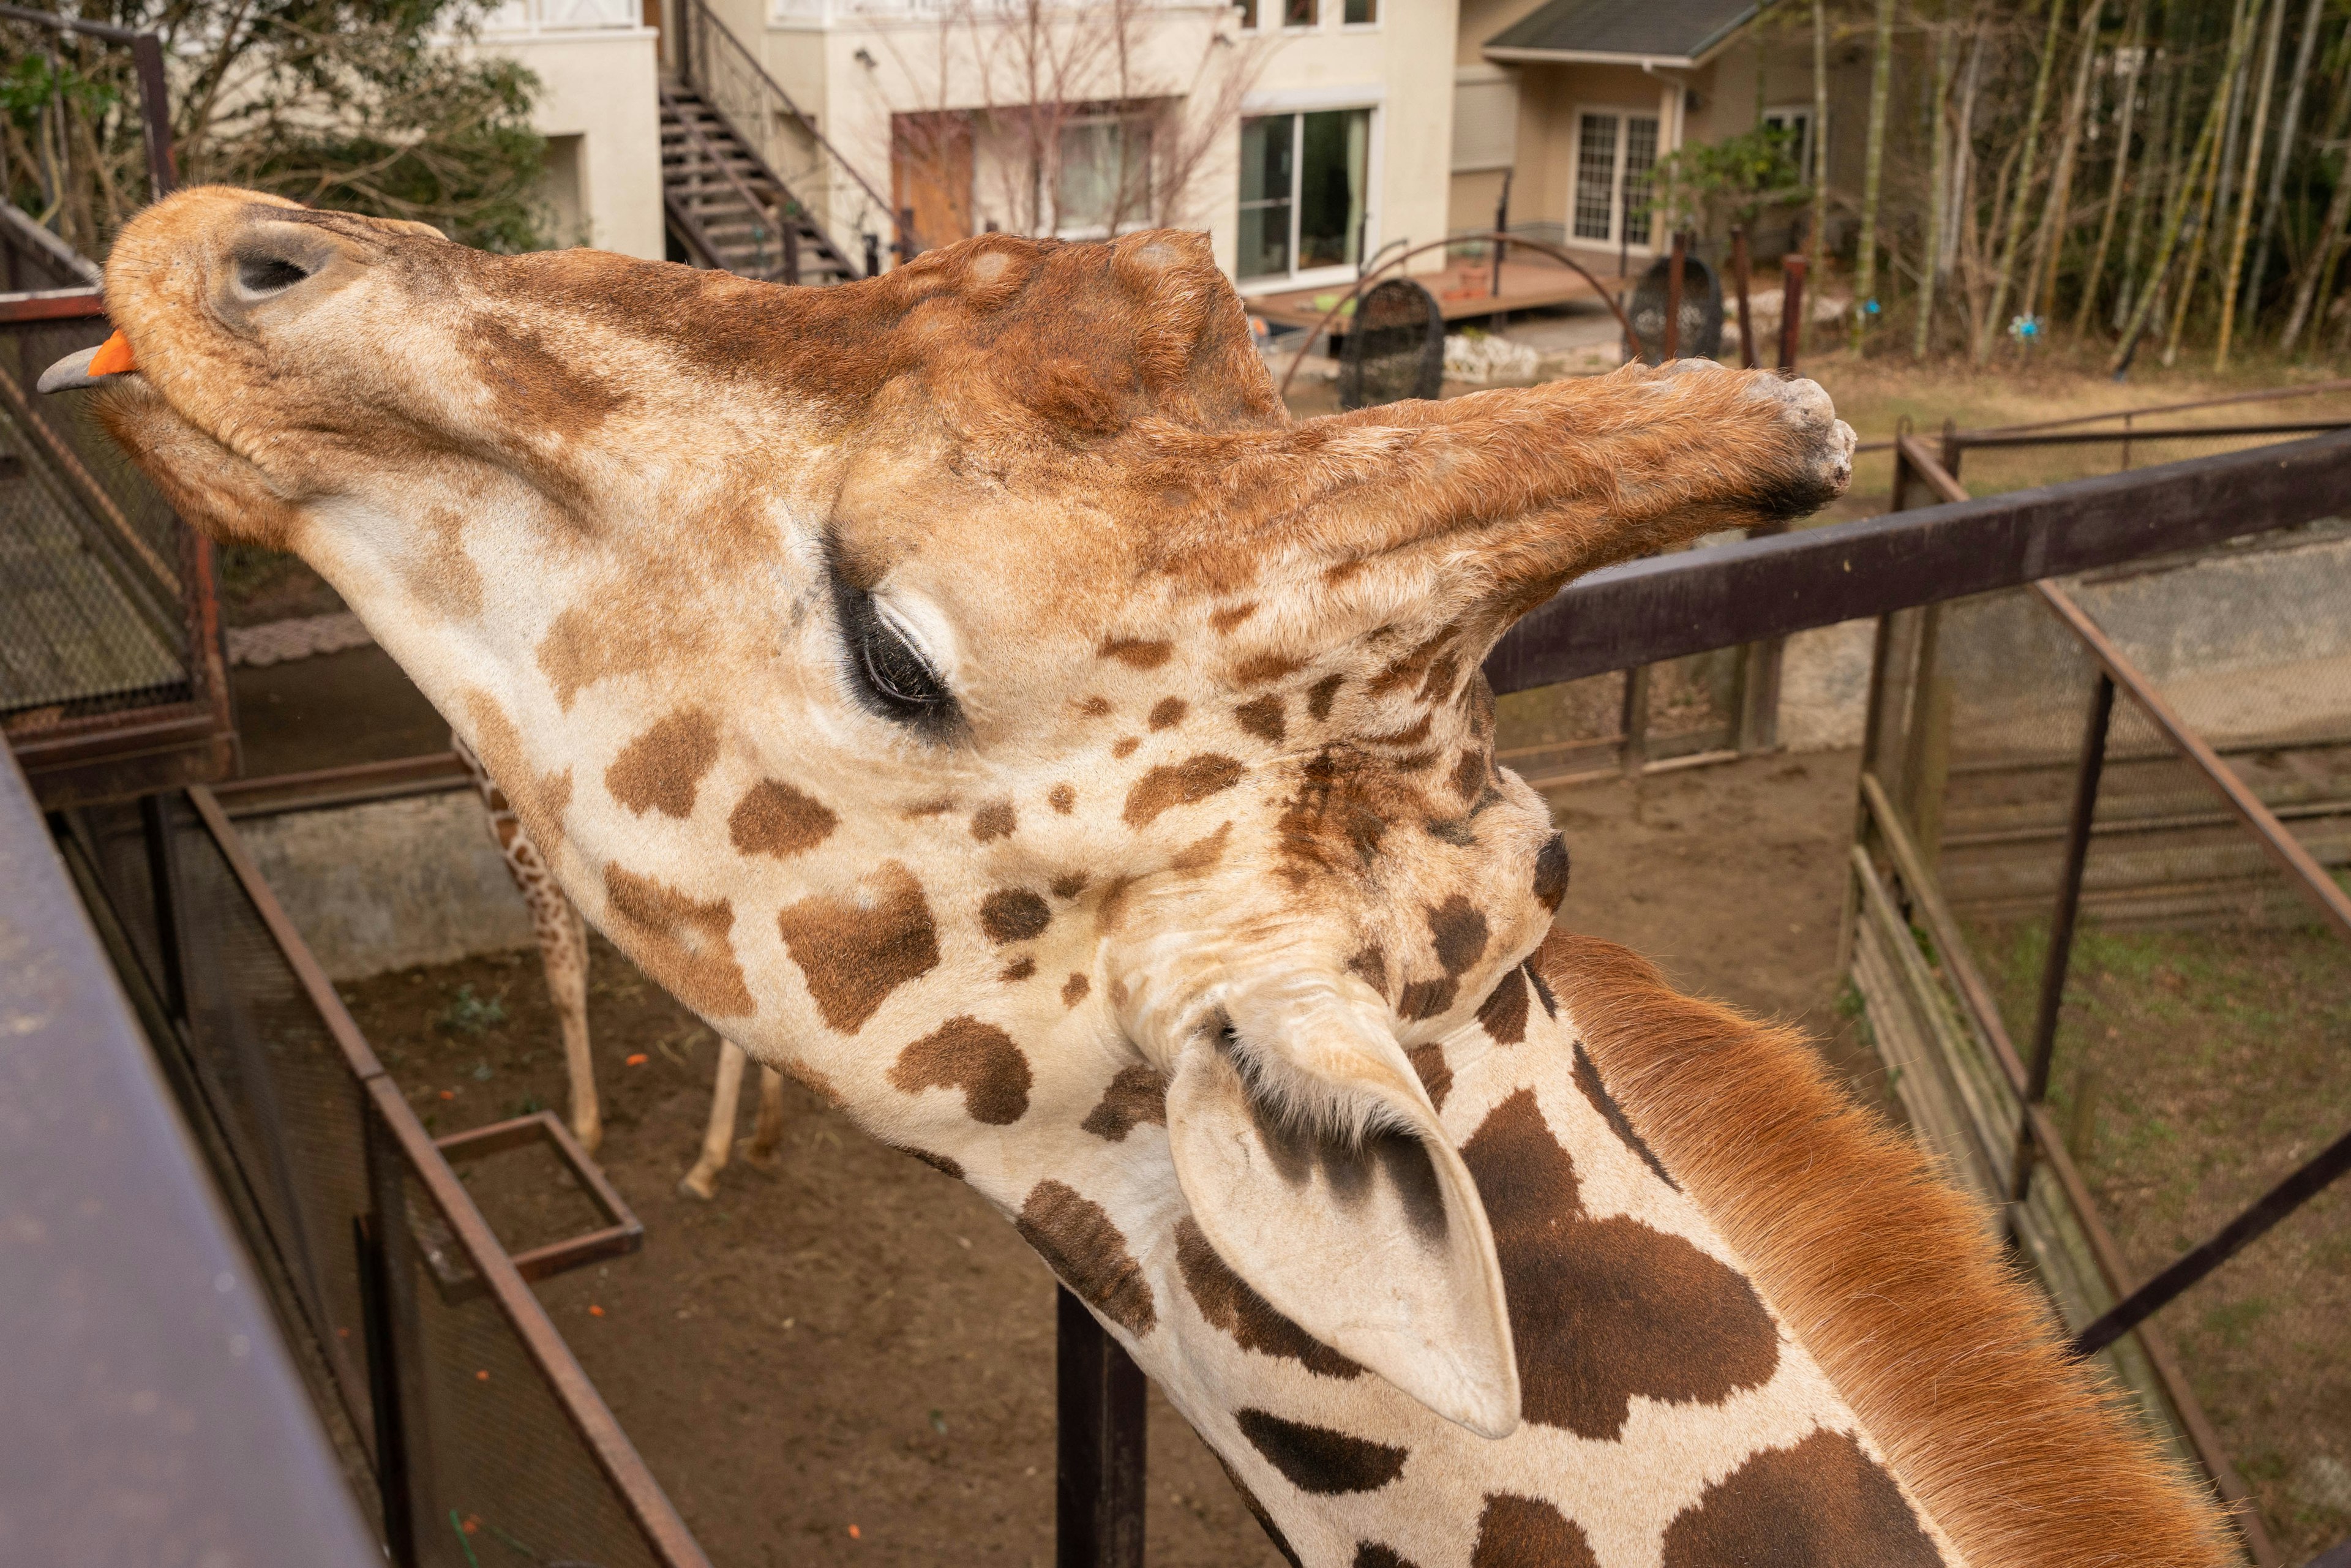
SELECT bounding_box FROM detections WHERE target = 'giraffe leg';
[743,1065,787,1165]
[542,899,598,1155]
[680,1037,748,1201]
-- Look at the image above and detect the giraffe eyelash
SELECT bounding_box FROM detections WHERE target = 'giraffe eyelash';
[828,566,960,737]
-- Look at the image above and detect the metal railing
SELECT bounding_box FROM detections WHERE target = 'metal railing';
[54,784,708,1568]
[674,0,906,268]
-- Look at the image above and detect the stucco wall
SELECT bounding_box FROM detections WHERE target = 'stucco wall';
[490,28,667,259]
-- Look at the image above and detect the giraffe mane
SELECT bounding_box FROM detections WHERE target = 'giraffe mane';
[1538,931,2234,1568]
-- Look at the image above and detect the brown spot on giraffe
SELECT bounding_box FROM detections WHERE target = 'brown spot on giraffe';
[888,1015,1032,1125]
[1112,736,1141,759]
[971,800,1018,841]
[600,866,754,1018]
[1176,1219,1364,1374]
[1016,1180,1155,1334]
[1234,1410,1407,1496]
[1061,972,1091,1006]
[1366,623,1463,699]
[902,795,956,818]
[1396,977,1458,1021]
[776,861,941,1034]
[1276,749,1407,882]
[980,888,1052,943]
[465,313,628,440]
[1231,651,1306,687]
[1050,871,1090,899]
[729,778,838,858]
[1451,747,1487,803]
[1307,673,1344,721]
[1574,1042,1677,1190]
[1168,822,1232,875]
[1345,944,1389,997]
[1659,1430,1941,1567]
[402,505,483,620]
[1459,1089,1777,1440]
[999,956,1037,983]
[1234,694,1286,744]
[604,708,719,819]
[1123,753,1245,827]
[1406,1042,1453,1111]
[1048,783,1076,813]
[1098,636,1174,669]
[1148,696,1188,730]
[1209,602,1257,634]
[1472,1495,1600,1568]
[1364,712,1433,749]
[1427,895,1490,975]
[462,692,571,856]
[1417,650,1461,704]
[1353,1545,1419,1568]
[1075,694,1114,718]
[1532,835,1570,912]
[1475,966,1531,1045]
[1079,1064,1168,1141]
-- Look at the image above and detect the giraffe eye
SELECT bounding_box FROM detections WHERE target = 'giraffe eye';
[836,580,956,731]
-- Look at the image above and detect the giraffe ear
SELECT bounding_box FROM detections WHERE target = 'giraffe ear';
[1163,985,1520,1439]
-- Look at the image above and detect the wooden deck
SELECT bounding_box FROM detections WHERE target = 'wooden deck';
[1247,249,1633,334]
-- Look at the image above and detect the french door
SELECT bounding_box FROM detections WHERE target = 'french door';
[1237,107,1373,282]
[1571,110,1660,250]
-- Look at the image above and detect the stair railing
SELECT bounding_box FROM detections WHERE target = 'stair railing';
[673,0,910,273]
[657,81,798,282]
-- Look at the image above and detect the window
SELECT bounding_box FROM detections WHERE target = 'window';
[1238,107,1371,280]
[1451,70,1517,173]
[1763,107,1818,183]
[1572,110,1660,249]
[1057,117,1152,236]
[1284,0,1316,26]
[1344,0,1376,22]
[1234,0,1258,27]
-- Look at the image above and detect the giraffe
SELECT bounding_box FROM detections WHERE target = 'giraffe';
[58,187,2233,1567]
[453,727,783,1193]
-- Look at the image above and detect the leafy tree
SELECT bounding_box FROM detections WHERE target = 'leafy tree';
[2,1,548,260]
[1646,125,1810,241]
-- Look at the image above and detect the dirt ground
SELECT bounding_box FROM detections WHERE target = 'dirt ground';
[334,750,1870,1568]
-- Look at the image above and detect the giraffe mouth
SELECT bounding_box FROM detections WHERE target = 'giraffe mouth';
[38,330,138,394]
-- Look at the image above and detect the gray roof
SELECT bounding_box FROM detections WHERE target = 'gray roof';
[1485,0,1759,64]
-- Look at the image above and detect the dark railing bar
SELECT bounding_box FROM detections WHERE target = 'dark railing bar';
[1054,1288,1146,1568]
[1485,429,2351,693]
[1952,419,2350,451]
[2071,1127,2351,1360]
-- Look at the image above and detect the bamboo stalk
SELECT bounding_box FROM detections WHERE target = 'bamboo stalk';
[2158,0,2258,366]
[2241,0,2325,337]
[1808,0,1831,353]
[2075,0,2149,334]
[1918,20,1957,358]
[2279,21,2351,352]
[1978,0,2075,360]
[2109,4,2246,372]
[2215,0,2288,364]
[2028,7,2105,326]
[2121,5,2192,329]
[1853,0,1899,353]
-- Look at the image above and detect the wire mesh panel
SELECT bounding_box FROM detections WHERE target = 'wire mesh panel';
[1336,279,1442,411]
[61,789,708,1568]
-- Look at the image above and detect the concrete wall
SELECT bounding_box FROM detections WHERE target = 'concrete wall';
[235,791,533,981]
[487,26,667,259]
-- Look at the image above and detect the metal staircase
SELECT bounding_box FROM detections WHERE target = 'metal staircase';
[658,83,860,285]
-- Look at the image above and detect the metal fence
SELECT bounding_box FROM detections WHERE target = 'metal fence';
[56,785,709,1568]
[1845,433,2351,1567]
[0,7,233,806]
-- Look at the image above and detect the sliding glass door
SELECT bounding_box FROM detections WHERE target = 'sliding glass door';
[1238,107,1372,282]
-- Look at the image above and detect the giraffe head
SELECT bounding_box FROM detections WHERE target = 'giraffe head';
[80,187,1853,1438]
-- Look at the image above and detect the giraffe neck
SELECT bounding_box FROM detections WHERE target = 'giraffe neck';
[1037,952,1964,1568]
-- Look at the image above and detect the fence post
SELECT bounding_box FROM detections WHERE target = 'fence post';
[1490,169,1511,298]
[1778,255,1807,372]
[353,1214,418,1568]
[2011,671,2115,1211]
[1055,1288,1145,1568]
[1663,231,1686,361]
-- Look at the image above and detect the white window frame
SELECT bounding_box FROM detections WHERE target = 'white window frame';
[1762,103,1823,184]
[1338,0,1379,29]
[1233,97,1384,296]
[1569,103,1665,256]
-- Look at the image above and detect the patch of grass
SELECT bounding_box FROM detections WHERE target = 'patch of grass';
[436,985,507,1037]
[2201,1297,2276,1351]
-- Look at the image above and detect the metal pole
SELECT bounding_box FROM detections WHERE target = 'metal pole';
[1055,1288,1146,1568]
[2011,671,2115,1208]
[677,0,696,89]
[128,32,175,197]
[1778,255,1807,371]
[1490,169,1512,298]
[782,220,800,286]
[1731,224,1757,368]
[354,1215,417,1568]
[1663,231,1686,361]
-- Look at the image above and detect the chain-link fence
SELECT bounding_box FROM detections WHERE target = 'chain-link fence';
[1849,435,2351,1567]
[57,788,709,1568]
